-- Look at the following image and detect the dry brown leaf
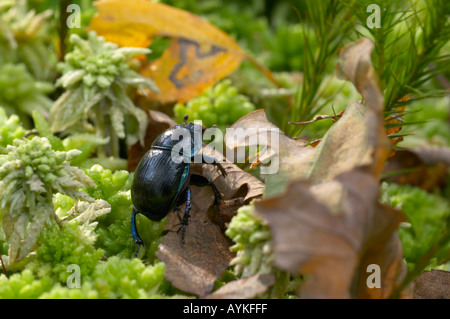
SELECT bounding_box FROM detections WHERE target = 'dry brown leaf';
[412,145,450,166]
[336,38,383,114]
[293,101,390,183]
[382,147,449,191]
[157,163,264,297]
[205,274,275,299]
[413,269,450,299]
[224,109,313,197]
[254,168,407,299]
[227,40,390,196]
[336,38,391,177]
[190,144,266,204]
[225,109,313,171]
[156,185,233,297]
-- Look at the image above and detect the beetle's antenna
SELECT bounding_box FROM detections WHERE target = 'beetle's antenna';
[184,114,188,125]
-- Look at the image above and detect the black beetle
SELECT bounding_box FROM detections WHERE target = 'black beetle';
[130,115,227,256]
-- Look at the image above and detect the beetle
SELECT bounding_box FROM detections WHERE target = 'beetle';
[130,115,227,256]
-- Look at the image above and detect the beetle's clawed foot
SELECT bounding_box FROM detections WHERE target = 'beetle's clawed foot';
[175,222,188,245]
[133,237,145,258]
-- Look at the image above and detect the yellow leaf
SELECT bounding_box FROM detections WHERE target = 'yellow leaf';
[89,0,245,103]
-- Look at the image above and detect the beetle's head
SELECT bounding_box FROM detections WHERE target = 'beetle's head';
[166,115,203,157]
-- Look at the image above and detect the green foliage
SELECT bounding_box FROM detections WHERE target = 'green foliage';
[0,269,54,299]
[50,31,158,155]
[400,96,450,147]
[40,257,166,299]
[83,164,132,221]
[288,0,353,136]
[174,79,255,127]
[0,222,167,298]
[381,183,450,270]
[0,107,26,150]
[348,0,450,111]
[226,203,297,298]
[26,221,104,283]
[0,0,58,81]
[0,136,95,263]
[226,204,273,277]
[89,257,166,299]
[0,63,53,125]
[264,23,317,72]
[31,110,112,168]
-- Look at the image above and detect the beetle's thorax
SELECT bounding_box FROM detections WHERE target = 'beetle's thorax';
[151,123,203,157]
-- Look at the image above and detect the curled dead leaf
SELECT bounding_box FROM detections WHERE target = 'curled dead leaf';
[205,274,275,299]
[254,168,408,299]
[413,269,450,299]
[157,158,265,297]
[226,37,391,195]
[224,109,313,197]
[382,147,449,191]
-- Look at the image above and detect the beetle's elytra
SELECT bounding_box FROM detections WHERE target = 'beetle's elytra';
[130,116,227,256]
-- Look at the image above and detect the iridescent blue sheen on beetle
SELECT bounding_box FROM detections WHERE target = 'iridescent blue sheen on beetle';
[130,116,226,256]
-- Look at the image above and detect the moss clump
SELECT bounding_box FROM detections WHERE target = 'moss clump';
[381,182,450,270]
[174,79,255,128]
[50,32,158,150]
[0,136,95,264]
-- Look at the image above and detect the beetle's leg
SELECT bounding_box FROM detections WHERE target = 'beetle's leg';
[131,207,144,258]
[189,174,222,205]
[189,174,225,230]
[176,187,191,245]
[175,205,183,223]
[196,154,227,178]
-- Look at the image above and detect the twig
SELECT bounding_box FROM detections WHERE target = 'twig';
[21,130,39,140]
[288,113,341,125]
[59,0,71,60]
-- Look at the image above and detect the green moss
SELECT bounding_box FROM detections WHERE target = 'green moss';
[0,269,54,299]
[26,221,104,283]
[40,258,166,299]
[0,136,96,263]
[0,107,26,150]
[50,32,158,150]
[0,64,53,123]
[226,203,295,298]
[226,203,273,277]
[90,257,165,299]
[381,183,450,268]
[174,79,255,128]
[0,1,58,81]
[83,164,132,221]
